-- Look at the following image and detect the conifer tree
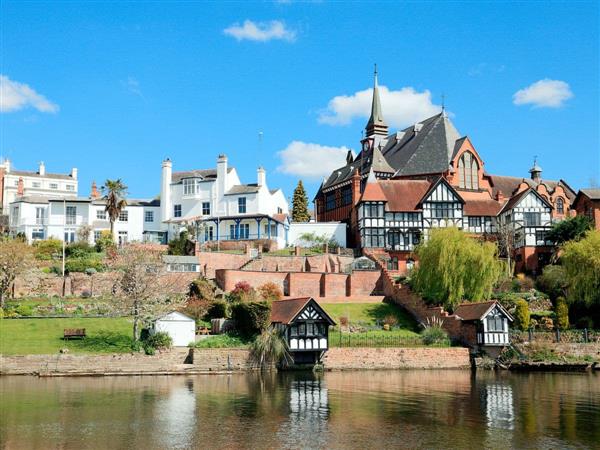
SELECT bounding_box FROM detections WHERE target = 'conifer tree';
[291,180,310,222]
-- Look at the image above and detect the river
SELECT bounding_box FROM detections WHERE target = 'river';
[1,371,598,449]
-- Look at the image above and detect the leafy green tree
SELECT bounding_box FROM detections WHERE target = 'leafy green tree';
[536,265,568,301]
[561,230,600,306]
[413,227,502,310]
[101,179,127,239]
[546,215,592,245]
[168,230,190,255]
[291,180,310,222]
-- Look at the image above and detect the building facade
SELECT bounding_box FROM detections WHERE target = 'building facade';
[572,188,600,230]
[0,160,78,213]
[315,71,576,273]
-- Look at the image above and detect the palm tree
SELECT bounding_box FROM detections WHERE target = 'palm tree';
[102,179,127,240]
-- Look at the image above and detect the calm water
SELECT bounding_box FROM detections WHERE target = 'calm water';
[1,371,599,449]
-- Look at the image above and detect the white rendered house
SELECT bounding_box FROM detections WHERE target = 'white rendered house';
[160,154,290,248]
[0,160,78,213]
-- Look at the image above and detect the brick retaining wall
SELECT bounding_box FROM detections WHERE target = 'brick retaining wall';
[323,347,471,370]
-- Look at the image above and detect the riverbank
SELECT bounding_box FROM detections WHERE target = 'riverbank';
[0,347,471,375]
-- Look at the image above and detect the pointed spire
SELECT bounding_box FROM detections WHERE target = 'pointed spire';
[366,64,388,138]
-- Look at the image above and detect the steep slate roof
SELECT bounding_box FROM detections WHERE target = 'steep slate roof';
[321,112,459,191]
[271,297,336,325]
[172,168,233,184]
[454,301,513,321]
[10,170,74,181]
[378,180,431,211]
[488,174,576,201]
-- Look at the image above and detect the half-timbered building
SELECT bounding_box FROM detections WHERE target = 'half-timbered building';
[454,301,513,350]
[271,297,336,365]
[314,69,576,273]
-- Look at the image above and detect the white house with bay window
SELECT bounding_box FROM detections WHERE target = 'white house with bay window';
[160,154,290,248]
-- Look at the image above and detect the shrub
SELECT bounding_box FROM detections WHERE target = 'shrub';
[250,328,292,368]
[576,316,594,329]
[540,317,554,331]
[168,230,190,256]
[536,265,568,301]
[15,304,34,317]
[66,242,95,258]
[145,331,173,350]
[230,301,271,337]
[206,300,228,319]
[421,319,450,346]
[95,230,114,252]
[258,282,283,302]
[339,316,349,327]
[65,256,105,273]
[33,239,63,260]
[183,297,213,321]
[513,300,530,331]
[555,297,569,330]
[229,281,257,303]
[188,278,216,302]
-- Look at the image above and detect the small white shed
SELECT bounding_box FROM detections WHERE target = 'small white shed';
[152,311,196,347]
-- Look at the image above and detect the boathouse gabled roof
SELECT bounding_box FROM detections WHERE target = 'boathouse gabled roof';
[454,301,513,322]
[271,297,336,326]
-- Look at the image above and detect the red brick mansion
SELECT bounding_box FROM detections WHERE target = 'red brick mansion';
[314,72,576,274]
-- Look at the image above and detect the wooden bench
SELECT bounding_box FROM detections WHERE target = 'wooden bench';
[64,328,86,340]
[197,327,211,336]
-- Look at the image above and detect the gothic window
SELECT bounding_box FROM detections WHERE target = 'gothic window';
[556,197,564,214]
[458,151,479,190]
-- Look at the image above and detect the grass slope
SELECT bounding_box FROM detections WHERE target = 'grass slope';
[321,302,420,332]
[0,318,133,355]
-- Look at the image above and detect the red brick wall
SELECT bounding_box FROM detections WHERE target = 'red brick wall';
[197,252,252,278]
[287,272,322,298]
[215,270,289,293]
[574,196,600,230]
[323,273,348,297]
[323,347,471,370]
[349,270,382,295]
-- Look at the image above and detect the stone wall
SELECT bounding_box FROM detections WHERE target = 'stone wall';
[323,347,471,370]
[0,349,255,375]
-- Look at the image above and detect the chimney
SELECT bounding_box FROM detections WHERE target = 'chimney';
[38,161,46,176]
[90,181,100,199]
[217,154,228,201]
[161,158,173,225]
[257,166,266,187]
[496,190,505,203]
[2,159,10,173]
[17,177,24,196]
[71,168,78,179]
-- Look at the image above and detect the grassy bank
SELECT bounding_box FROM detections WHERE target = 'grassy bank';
[321,302,420,330]
[0,318,133,355]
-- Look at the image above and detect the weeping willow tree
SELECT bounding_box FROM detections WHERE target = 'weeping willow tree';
[413,227,503,311]
[561,230,600,307]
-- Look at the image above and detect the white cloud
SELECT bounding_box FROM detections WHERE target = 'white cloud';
[223,20,296,42]
[513,79,573,108]
[121,76,144,99]
[0,74,59,113]
[277,141,353,179]
[318,85,441,128]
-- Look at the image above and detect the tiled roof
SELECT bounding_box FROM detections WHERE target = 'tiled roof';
[10,170,74,181]
[225,184,260,195]
[454,301,497,321]
[488,174,576,202]
[378,180,431,211]
[271,298,312,324]
[360,179,387,202]
[463,199,504,216]
[580,188,600,200]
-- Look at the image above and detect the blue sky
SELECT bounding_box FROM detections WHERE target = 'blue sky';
[1,1,598,202]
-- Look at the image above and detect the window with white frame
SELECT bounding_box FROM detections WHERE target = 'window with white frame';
[96,209,107,220]
[35,207,45,225]
[183,178,201,196]
[202,202,210,215]
[238,197,247,214]
[167,263,199,273]
[145,211,154,222]
[432,202,455,219]
[119,210,128,222]
[66,185,75,191]
[468,216,482,228]
[10,206,19,225]
[94,230,102,242]
[174,204,182,218]
[32,181,41,188]
[204,225,213,241]
[66,206,77,225]
[264,223,277,237]
[49,183,58,190]
[523,212,541,227]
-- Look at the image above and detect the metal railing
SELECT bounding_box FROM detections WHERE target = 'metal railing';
[330,330,450,348]
[510,329,599,344]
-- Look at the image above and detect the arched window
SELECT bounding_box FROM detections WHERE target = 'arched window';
[458,151,479,190]
[556,197,564,214]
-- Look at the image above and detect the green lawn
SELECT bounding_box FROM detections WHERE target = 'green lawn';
[0,318,134,355]
[321,302,420,331]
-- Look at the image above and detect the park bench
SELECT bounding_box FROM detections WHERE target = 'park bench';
[63,328,86,340]
[197,327,211,336]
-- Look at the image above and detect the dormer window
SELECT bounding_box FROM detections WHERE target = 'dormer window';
[458,151,479,190]
[183,178,201,196]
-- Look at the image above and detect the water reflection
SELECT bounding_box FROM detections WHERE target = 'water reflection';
[0,371,598,449]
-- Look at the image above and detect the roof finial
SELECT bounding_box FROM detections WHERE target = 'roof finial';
[374,63,377,77]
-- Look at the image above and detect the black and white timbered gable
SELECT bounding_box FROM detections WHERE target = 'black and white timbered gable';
[499,188,553,248]
[419,177,465,229]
